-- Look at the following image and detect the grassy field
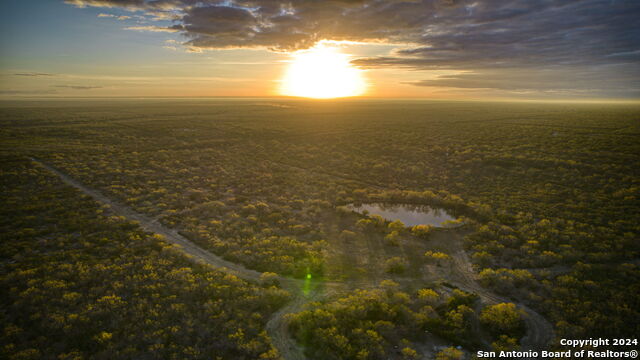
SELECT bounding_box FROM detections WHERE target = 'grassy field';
[1,99,638,359]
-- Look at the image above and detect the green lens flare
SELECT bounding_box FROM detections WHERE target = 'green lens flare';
[306,273,312,280]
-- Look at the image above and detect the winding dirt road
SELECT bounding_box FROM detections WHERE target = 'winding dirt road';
[33,157,311,360]
[33,158,553,360]
[450,249,555,353]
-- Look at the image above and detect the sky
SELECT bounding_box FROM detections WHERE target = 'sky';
[0,0,639,100]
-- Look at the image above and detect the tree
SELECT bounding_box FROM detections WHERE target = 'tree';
[435,347,463,360]
[384,231,400,246]
[401,347,418,359]
[479,303,524,337]
[356,218,374,231]
[424,251,451,265]
[417,288,439,306]
[260,272,280,287]
[491,335,519,352]
[388,220,405,232]
[411,224,433,239]
[385,257,408,274]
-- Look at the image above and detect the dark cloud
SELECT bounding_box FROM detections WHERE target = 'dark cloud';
[64,0,468,50]
[55,85,103,90]
[354,1,640,69]
[65,0,640,97]
[65,0,640,52]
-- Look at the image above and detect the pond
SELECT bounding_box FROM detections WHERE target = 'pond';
[347,203,457,228]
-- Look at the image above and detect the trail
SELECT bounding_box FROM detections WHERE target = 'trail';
[32,158,267,281]
[31,158,308,360]
[33,157,553,359]
[265,285,323,360]
[448,244,554,355]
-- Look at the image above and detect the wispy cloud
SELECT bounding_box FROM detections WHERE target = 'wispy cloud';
[97,13,131,20]
[55,85,103,90]
[0,89,57,95]
[13,72,55,77]
[405,65,640,98]
[125,25,179,33]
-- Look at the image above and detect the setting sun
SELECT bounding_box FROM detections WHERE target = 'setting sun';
[280,45,367,99]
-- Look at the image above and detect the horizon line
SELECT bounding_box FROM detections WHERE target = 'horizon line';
[1,95,639,105]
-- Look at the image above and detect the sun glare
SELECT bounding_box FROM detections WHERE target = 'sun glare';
[280,45,367,99]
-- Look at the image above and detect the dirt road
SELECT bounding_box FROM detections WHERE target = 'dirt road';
[33,158,553,360]
[448,240,554,355]
[32,158,312,360]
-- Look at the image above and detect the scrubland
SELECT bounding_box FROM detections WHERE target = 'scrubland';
[1,99,638,359]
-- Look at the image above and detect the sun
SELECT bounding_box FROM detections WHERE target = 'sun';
[280,45,367,99]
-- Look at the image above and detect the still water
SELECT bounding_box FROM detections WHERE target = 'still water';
[348,203,456,227]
